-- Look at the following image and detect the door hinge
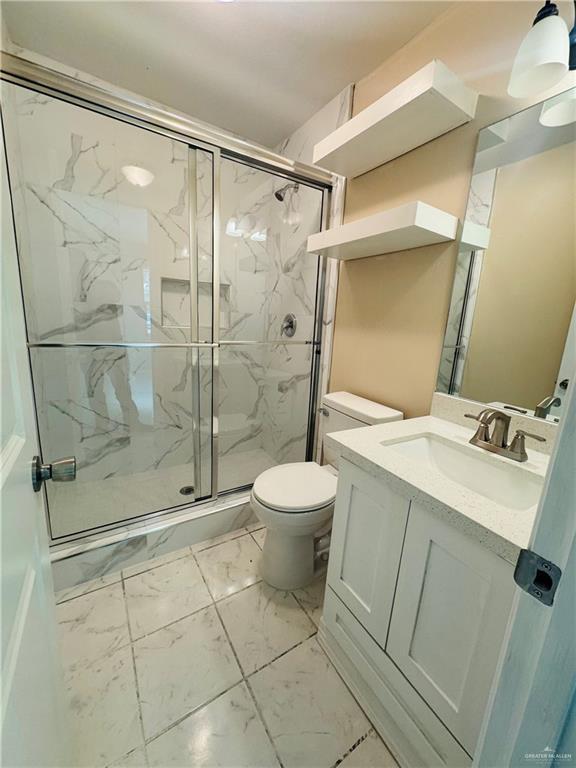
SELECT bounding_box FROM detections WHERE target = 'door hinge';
[514,549,562,606]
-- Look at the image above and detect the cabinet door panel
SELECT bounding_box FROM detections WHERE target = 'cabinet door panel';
[327,459,409,645]
[386,502,514,755]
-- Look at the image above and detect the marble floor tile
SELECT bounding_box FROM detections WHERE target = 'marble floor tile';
[65,646,142,768]
[195,534,261,601]
[133,605,242,740]
[146,683,280,768]
[292,573,327,627]
[250,527,266,549]
[191,526,249,554]
[249,637,370,768]
[122,545,192,579]
[56,571,122,604]
[338,730,398,768]
[124,554,212,639]
[107,746,148,768]
[218,582,316,675]
[57,582,130,668]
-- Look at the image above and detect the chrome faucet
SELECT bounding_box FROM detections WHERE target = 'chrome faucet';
[534,395,561,419]
[465,408,546,462]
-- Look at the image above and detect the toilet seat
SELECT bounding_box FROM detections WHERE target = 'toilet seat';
[252,462,337,513]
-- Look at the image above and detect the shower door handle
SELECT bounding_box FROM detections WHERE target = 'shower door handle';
[32,455,76,492]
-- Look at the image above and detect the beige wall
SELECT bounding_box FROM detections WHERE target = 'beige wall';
[329,1,576,418]
[460,142,576,408]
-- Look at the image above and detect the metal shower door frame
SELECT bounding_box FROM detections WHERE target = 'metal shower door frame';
[0,52,335,544]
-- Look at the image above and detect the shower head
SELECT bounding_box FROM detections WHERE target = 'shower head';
[274,182,299,202]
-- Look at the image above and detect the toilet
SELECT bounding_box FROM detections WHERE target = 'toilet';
[251,392,403,590]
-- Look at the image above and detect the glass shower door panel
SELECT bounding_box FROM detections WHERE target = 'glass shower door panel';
[2,83,193,344]
[29,347,213,539]
[220,159,323,342]
[218,343,313,492]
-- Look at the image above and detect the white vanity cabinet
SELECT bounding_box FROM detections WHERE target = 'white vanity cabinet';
[327,459,409,644]
[386,501,515,756]
[321,459,516,767]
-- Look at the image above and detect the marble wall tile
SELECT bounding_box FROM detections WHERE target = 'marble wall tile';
[30,346,203,537]
[275,87,353,463]
[51,494,254,592]
[439,168,497,394]
[2,83,192,345]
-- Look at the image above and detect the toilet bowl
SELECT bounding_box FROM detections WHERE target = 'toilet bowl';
[251,392,403,590]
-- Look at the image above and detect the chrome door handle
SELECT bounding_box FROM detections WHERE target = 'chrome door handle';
[32,455,76,492]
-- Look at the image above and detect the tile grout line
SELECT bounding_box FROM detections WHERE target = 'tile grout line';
[143,680,242,747]
[244,675,286,768]
[245,630,318,679]
[120,575,149,765]
[330,728,374,768]
[55,575,123,605]
[193,550,286,768]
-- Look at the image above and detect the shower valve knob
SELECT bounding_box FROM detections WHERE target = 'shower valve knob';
[32,455,76,493]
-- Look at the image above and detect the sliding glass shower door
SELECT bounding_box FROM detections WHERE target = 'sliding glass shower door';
[2,83,215,539]
[2,80,326,541]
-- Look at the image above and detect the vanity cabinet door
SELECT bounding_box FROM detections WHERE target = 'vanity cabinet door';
[386,502,514,756]
[327,459,410,646]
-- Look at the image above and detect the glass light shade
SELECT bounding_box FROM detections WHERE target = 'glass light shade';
[508,15,569,98]
[121,164,154,187]
[540,89,576,125]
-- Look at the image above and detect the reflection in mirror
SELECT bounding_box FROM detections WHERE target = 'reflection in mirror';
[438,87,576,424]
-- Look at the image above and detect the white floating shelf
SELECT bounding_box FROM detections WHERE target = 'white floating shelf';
[313,60,479,179]
[307,201,458,261]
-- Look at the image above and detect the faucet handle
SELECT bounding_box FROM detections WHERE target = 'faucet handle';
[465,413,490,443]
[509,429,546,461]
[514,430,546,443]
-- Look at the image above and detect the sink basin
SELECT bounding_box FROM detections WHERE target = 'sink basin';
[383,434,544,511]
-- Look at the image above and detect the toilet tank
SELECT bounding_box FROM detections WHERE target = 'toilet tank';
[320,392,403,468]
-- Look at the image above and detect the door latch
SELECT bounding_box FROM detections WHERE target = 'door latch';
[514,549,562,606]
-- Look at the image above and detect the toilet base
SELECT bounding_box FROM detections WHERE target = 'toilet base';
[260,529,315,590]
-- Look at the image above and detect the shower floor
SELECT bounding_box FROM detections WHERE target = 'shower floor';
[48,448,277,539]
[55,526,398,768]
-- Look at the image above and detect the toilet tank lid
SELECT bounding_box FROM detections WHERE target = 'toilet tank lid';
[322,392,403,425]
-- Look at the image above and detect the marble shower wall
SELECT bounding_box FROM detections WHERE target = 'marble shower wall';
[218,159,323,490]
[276,86,353,462]
[2,82,215,538]
[437,169,498,394]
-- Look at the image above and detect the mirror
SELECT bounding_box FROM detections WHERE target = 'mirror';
[437,87,576,424]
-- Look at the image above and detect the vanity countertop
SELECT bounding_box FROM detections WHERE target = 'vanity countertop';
[325,416,550,565]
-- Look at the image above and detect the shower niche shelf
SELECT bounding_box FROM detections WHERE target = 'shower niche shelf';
[313,60,479,179]
[307,201,458,261]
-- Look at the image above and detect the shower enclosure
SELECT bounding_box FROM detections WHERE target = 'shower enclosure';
[1,71,330,543]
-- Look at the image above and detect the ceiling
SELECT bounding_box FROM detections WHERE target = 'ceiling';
[2,1,450,147]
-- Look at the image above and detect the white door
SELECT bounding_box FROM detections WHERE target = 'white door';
[1,127,70,767]
[474,379,576,767]
[327,459,410,646]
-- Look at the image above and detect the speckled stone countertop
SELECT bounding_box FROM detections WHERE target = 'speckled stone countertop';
[325,416,550,565]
